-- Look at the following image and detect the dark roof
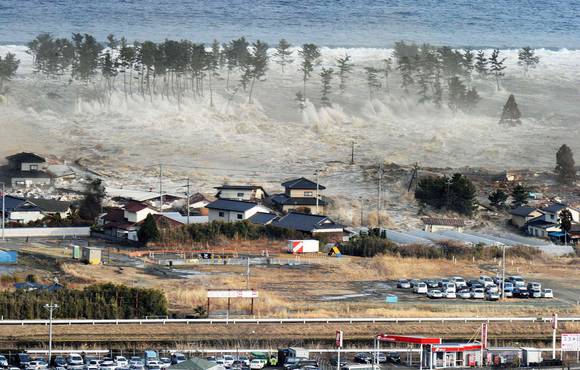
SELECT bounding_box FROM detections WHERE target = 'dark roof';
[541,203,568,213]
[189,193,208,204]
[273,212,343,233]
[281,177,326,190]
[421,217,465,227]
[570,224,580,233]
[215,185,265,191]
[170,358,218,370]
[27,198,70,213]
[510,206,541,217]
[6,152,46,163]
[125,202,151,212]
[149,214,184,228]
[248,212,278,225]
[270,194,328,206]
[206,199,259,212]
[2,195,40,212]
[103,208,126,223]
[526,216,558,229]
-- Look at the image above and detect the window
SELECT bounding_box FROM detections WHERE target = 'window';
[304,191,313,196]
[237,192,244,197]
[237,214,243,220]
[29,164,38,171]
[218,211,225,217]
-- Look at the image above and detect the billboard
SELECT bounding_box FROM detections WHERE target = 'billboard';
[207,290,258,298]
[561,334,580,351]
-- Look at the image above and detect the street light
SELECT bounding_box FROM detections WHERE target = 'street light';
[44,301,59,365]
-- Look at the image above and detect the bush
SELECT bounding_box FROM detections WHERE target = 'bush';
[184,221,307,243]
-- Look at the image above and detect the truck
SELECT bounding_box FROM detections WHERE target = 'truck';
[287,240,319,254]
[288,347,309,360]
[521,348,542,366]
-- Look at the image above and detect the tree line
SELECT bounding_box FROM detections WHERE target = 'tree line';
[19,33,542,111]
[0,283,167,319]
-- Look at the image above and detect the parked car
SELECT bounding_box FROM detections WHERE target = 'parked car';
[503,288,513,298]
[486,291,500,301]
[479,275,494,287]
[471,288,485,299]
[410,279,421,287]
[159,358,171,369]
[486,284,499,293]
[442,282,456,293]
[413,283,428,294]
[16,354,32,369]
[397,279,411,289]
[283,358,306,369]
[508,276,525,287]
[530,289,542,298]
[513,288,529,298]
[451,277,467,289]
[438,278,450,288]
[249,360,265,370]
[86,360,100,370]
[170,354,186,365]
[99,359,116,370]
[372,353,386,363]
[427,290,443,299]
[386,353,401,364]
[68,355,84,367]
[467,280,481,288]
[25,361,47,370]
[129,358,143,367]
[425,280,439,289]
[458,289,471,299]
[213,358,226,368]
[115,357,129,368]
[527,282,541,291]
[0,355,9,368]
[354,353,372,364]
[237,356,250,367]
[51,356,67,368]
[542,289,554,298]
[443,289,456,299]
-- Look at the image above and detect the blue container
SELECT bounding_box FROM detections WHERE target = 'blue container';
[0,250,18,264]
[385,294,398,303]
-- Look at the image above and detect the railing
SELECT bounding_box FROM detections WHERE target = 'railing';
[0,316,578,326]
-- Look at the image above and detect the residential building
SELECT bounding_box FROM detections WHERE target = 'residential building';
[540,203,580,224]
[5,152,52,188]
[526,216,561,238]
[272,212,344,241]
[215,185,268,201]
[1,195,44,223]
[422,217,465,232]
[26,198,72,219]
[101,202,159,241]
[123,202,158,223]
[206,199,272,223]
[247,212,278,226]
[510,206,544,228]
[271,177,327,214]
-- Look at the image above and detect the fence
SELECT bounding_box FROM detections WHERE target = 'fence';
[1,227,90,238]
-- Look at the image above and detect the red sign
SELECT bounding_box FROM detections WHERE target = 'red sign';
[336,330,343,348]
[378,334,442,345]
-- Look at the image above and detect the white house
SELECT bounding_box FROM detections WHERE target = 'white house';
[214,185,268,201]
[206,199,273,223]
[123,202,158,223]
[510,206,544,228]
[422,217,465,232]
[540,203,580,224]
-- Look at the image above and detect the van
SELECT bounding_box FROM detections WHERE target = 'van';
[442,282,456,293]
[413,282,428,294]
[508,276,525,287]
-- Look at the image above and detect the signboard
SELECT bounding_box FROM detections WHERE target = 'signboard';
[481,323,488,349]
[561,334,580,351]
[207,290,258,298]
[335,330,343,348]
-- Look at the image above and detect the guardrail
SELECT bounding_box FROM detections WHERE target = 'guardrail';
[0,316,578,326]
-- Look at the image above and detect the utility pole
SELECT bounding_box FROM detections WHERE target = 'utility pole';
[185,178,191,225]
[246,257,250,289]
[360,197,364,226]
[44,301,59,365]
[501,244,506,301]
[159,164,163,214]
[377,163,383,227]
[1,182,5,241]
[315,169,320,214]
[351,140,355,165]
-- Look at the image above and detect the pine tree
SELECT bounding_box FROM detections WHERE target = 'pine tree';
[335,54,353,94]
[475,50,488,77]
[518,47,540,77]
[273,39,293,73]
[488,189,508,208]
[363,67,381,99]
[298,43,321,99]
[447,76,467,112]
[138,214,160,244]
[511,184,529,207]
[319,67,333,107]
[382,58,392,93]
[397,56,414,94]
[559,209,573,244]
[0,53,20,93]
[462,50,475,87]
[489,49,507,90]
[555,144,576,185]
[499,94,521,126]
[246,40,269,103]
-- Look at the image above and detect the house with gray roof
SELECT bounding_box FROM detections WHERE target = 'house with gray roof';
[247,212,278,225]
[215,184,268,201]
[510,205,544,228]
[272,212,344,241]
[206,199,273,223]
[5,152,51,188]
[540,203,580,224]
[271,177,327,214]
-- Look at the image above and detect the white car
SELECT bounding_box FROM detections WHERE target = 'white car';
[0,355,8,368]
[413,282,428,294]
[427,289,443,299]
[443,289,456,299]
[471,288,485,299]
[99,359,117,370]
[223,356,235,368]
[458,289,471,299]
[68,355,85,367]
[442,282,456,293]
[486,284,499,293]
[26,361,48,370]
[527,282,542,291]
[250,360,266,370]
[479,275,494,287]
[486,291,500,301]
[451,277,467,289]
[237,356,250,367]
[146,361,161,370]
[509,275,525,287]
[115,357,129,368]
[542,289,554,298]
[87,360,101,370]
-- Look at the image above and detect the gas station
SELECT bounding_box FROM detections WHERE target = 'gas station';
[375,334,483,369]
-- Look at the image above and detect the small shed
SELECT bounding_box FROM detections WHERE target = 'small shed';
[81,246,102,265]
[169,358,224,370]
[0,250,18,264]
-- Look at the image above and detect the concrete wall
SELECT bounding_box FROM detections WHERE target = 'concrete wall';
[9,211,45,224]
[1,227,91,238]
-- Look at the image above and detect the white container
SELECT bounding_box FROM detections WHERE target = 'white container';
[287,240,319,254]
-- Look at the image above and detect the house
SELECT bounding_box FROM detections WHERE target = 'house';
[272,212,344,241]
[124,202,158,223]
[162,211,208,225]
[568,224,580,244]
[510,206,544,228]
[106,187,186,210]
[26,198,72,219]
[422,217,465,232]
[1,195,44,223]
[540,203,580,224]
[215,185,268,201]
[6,152,52,188]
[206,199,272,223]
[247,212,278,226]
[526,216,561,238]
[271,177,327,214]
[187,193,210,215]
